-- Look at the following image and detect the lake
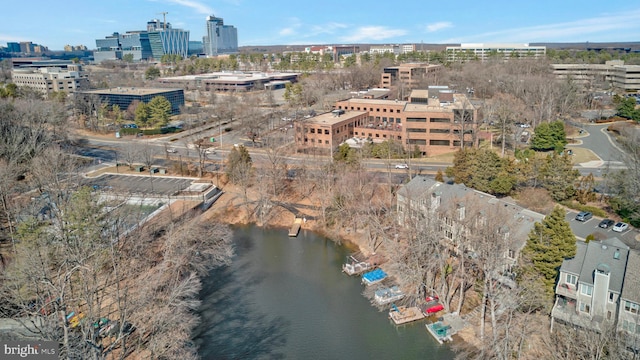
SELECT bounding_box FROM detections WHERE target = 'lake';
[193,225,455,359]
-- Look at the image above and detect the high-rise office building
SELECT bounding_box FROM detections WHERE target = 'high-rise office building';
[93,19,188,63]
[203,15,238,56]
[146,18,190,59]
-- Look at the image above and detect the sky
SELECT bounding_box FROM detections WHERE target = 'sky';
[2,0,640,50]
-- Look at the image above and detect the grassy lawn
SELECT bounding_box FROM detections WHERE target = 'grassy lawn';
[567,147,600,164]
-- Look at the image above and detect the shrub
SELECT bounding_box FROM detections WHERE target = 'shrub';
[560,200,608,218]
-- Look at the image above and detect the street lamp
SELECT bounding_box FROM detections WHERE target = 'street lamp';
[113,150,119,173]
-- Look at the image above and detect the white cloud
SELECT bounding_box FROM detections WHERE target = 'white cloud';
[0,34,30,43]
[163,0,213,15]
[426,21,452,33]
[340,26,408,42]
[278,17,303,37]
[309,22,348,36]
[445,9,640,43]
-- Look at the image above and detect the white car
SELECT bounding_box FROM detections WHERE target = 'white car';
[204,148,216,154]
[612,222,629,233]
[395,164,409,169]
[166,148,177,153]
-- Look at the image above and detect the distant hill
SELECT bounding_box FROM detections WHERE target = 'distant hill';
[240,42,640,54]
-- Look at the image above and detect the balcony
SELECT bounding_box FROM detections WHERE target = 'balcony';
[555,283,577,299]
[551,296,603,332]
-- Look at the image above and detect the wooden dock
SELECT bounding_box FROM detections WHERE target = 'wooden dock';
[288,218,302,237]
[389,306,424,325]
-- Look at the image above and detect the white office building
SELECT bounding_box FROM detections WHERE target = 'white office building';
[446,43,546,62]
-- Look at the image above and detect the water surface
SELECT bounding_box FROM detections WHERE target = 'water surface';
[194,225,455,359]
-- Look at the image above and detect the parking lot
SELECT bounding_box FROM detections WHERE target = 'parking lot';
[85,174,195,196]
[565,210,639,249]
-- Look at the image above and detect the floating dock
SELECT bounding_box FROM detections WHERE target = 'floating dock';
[425,312,465,344]
[288,218,302,237]
[426,321,452,344]
[389,306,424,325]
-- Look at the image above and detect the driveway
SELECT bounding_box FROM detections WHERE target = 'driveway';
[568,122,628,169]
[565,209,639,249]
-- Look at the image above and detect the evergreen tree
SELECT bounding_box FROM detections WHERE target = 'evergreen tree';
[538,152,580,201]
[147,96,172,128]
[520,206,577,298]
[225,145,253,184]
[145,66,161,80]
[134,102,149,127]
[531,120,567,152]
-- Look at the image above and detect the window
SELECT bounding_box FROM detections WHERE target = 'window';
[625,301,640,314]
[430,117,450,123]
[310,128,315,133]
[579,302,590,313]
[581,284,593,296]
[566,274,577,286]
[609,292,614,303]
[430,140,450,146]
[324,130,329,135]
[430,129,450,134]
[406,117,427,122]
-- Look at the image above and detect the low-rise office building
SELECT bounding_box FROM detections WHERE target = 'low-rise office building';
[380,63,442,90]
[78,87,184,114]
[11,65,88,94]
[552,60,640,92]
[323,87,478,156]
[158,71,299,92]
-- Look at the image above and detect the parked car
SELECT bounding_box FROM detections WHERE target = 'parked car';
[612,222,629,233]
[166,148,177,153]
[395,164,409,169]
[204,148,216,154]
[598,219,615,229]
[575,211,593,222]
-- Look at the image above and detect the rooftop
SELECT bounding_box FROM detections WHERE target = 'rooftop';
[621,250,640,302]
[81,87,183,96]
[302,111,368,126]
[560,238,630,293]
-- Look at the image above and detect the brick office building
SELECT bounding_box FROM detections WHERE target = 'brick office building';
[295,87,478,156]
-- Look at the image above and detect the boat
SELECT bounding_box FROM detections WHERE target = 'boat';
[420,295,444,315]
[362,268,387,286]
[374,286,405,305]
[426,321,453,344]
[342,255,372,276]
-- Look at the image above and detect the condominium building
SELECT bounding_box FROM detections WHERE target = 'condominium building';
[396,176,543,269]
[78,87,184,115]
[295,86,478,156]
[446,43,546,62]
[203,15,238,56]
[618,250,640,352]
[380,63,443,90]
[551,237,630,333]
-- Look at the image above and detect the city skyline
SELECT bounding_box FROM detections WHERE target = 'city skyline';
[1,0,640,51]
